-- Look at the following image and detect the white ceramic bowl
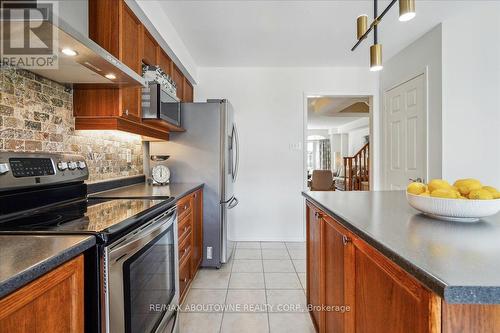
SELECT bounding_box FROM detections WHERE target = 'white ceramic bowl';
[406,193,500,222]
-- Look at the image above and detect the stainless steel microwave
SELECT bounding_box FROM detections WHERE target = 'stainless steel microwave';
[142,83,181,127]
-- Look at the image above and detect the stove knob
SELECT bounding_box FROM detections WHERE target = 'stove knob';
[77,161,86,169]
[57,161,68,171]
[68,161,77,170]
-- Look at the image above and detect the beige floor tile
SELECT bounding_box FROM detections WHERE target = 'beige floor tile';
[292,259,306,273]
[260,242,286,249]
[221,313,269,333]
[237,241,261,249]
[182,289,227,312]
[266,289,307,313]
[265,273,302,289]
[234,249,262,260]
[262,249,290,260]
[232,259,263,272]
[269,313,315,333]
[288,248,306,260]
[285,242,306,249]
[218,258,234,272]
[191,269,231,289]
[225,289,267,312]
[263,259,295,273]
[298,273,306,290]
[229,272,265,289]
[179,312,223,333]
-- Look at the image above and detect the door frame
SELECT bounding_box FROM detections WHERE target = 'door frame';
[382,67,429,189]
[302,93,376,192]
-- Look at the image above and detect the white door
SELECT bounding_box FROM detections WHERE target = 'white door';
[384,74,427,190]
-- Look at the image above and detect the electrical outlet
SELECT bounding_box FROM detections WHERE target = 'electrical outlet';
[207,246,213,260]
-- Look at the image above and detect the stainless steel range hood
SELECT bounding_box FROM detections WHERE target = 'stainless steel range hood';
[1,6,145,88]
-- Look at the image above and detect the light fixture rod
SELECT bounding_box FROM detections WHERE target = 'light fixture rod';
[351,0,397,51]
[374,0,378,44]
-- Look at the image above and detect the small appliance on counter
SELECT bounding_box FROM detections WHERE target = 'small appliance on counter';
[150,155,171,185]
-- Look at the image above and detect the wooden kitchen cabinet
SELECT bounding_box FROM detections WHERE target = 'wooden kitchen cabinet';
[0,255,84,333]
[306,201,322,330]
[75,0,195,140]
[183,77,194,103]
[177,188,203,302]
[142,28,158,66]
[306,201,438,333]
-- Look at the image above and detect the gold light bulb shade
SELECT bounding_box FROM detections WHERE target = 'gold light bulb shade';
[399,0,416,22]
[370,44,383,71]
[356,15,368,40]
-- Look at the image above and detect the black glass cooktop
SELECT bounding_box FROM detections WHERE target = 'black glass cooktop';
[0,197,174,242]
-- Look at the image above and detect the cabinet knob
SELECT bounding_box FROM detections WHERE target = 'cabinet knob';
[314,212,323,219]
[124,109,129,116]
[342,235,351,246]
[184,205,188,210]
[182,278,188,282]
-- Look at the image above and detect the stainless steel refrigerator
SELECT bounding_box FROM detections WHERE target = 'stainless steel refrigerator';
[151,99,239,268]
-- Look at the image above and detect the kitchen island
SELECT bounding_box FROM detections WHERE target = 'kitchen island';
[302,190,500,333]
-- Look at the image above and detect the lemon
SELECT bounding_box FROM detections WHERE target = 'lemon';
[407,182,427,195]
[419,191,430,197]
[428,179,452,193]
[430,188,458,199]
[454,179,482,196]
[482,186,498,194]
[468,189,494,200]
[493,192,500,199]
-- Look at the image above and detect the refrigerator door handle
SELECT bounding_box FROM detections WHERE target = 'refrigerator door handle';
[221,196,234,204]
[227,196,239,209]
[232,124,239,182]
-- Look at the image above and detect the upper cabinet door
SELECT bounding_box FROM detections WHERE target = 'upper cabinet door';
[159,50,172,76]
[183,78,194,103]
[143,29,158,66]
[172,64,184,101]
[120,4,142,74]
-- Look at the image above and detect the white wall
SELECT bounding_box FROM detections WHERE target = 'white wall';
[195,67,379,241]
[441,5,500,188]
[134,0,198,83]
[380,24,443,185]
[347,127,369,156]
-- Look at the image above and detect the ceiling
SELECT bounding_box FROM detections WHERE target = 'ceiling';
[158,0,479,67]
[308,96,369,130]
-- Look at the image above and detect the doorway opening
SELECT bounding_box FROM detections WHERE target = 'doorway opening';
[305,95,373,191]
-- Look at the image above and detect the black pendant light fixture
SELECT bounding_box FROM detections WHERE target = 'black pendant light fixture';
[352,0,416,71]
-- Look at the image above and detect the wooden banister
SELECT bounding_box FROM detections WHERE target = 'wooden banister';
[342,143,369,191]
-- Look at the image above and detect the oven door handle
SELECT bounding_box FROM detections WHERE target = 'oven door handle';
[109,207,176,261]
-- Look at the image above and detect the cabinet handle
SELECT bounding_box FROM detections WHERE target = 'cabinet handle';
[314,212,323,219]
[184,205,188,210]
[124,109,129,116]
[182,278,188,282]
[342,235,351,246]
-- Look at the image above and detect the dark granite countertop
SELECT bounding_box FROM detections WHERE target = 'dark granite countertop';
[0,235,95,298]
[303,190,500,304]
[89,182,203,201]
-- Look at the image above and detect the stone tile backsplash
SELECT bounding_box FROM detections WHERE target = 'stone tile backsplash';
[0,66,143,182]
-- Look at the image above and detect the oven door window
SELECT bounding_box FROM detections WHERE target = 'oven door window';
[123,225,175,333]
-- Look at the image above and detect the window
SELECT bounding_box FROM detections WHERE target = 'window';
[307,135,330,174]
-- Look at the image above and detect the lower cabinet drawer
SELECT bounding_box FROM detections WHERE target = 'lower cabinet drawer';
[179,230,192,265]
[179,256,191,299]
[178,213,193,243]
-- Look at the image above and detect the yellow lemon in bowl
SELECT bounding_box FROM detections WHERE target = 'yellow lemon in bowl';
[468,189,494,200]
[453,179,482,196]
[430,188,459,199]
[428,179,452,193]
[407,182,427,195]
